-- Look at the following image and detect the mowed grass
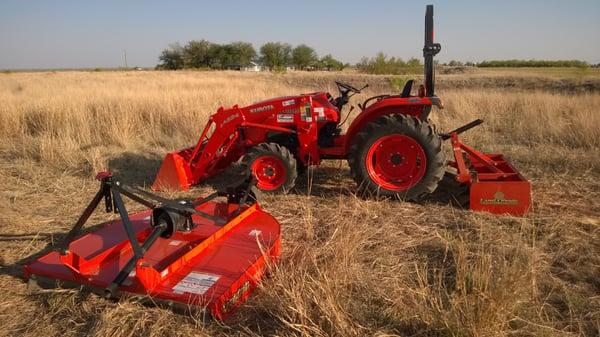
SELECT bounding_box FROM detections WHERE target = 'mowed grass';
[0,70,598,337]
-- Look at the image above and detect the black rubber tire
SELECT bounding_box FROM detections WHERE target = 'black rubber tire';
[348,114,445,200]
[241,143,298,193]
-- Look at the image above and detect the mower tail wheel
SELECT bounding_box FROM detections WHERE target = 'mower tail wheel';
[241,143,297,193]
[348,114,445,200]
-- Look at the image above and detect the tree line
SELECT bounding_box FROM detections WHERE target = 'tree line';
[157,40,592,73]
[356,52,423,75]
[354,56,592,75]
[157,40,346,71]
[476,59,589,68]
[442,59,592,68]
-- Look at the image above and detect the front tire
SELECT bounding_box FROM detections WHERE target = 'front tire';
[348,114,445,200]
[241,143,297,193]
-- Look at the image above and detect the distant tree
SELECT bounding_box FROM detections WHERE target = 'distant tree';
[157,43,184,70]
[158,39,352,72]
[477,59,589,68]
[448,60,464,66]
[292,44,318,70]
[372,52,390,73]
[260,42,292,70]
[228,41,257,66]
[319,54,345,71]
[183,40,213,68]
[357,56,370,69]
[207,44,228,69]
[407,57,421,67]
[357,52,422,75]
[206,42,258,69]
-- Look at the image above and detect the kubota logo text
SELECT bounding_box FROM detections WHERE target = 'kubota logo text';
[249,104,274,113]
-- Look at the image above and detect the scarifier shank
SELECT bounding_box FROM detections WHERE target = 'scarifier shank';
[24,173,281,320]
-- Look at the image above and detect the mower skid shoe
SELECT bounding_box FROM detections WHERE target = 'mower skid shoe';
[26,274,213,320]
[152,150,194,191]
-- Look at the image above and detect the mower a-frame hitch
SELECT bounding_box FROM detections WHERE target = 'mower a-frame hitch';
[24,172,280,320]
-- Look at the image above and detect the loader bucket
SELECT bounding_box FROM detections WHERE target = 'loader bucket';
[152,148,194,191]
[24,173,280,320]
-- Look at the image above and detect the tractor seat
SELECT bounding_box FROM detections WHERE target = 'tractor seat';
[400,79,414,98]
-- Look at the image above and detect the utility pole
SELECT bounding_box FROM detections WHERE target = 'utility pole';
[123,49,128,69]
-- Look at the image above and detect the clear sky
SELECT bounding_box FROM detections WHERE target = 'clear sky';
[1,0,599,69]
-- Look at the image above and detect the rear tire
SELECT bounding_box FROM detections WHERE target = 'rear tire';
[241,143,297,193]
[348,114,445,200]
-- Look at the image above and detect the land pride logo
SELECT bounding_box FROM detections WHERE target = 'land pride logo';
[222,280,250,313]
[480,191,519,205]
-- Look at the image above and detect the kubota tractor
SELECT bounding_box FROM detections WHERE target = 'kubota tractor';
[153,5,531,215]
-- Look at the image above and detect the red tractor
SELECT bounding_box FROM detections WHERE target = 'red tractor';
[153,5,531,215]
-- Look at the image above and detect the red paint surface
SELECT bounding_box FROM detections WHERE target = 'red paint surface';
[251,155,287,191]
[24,201,281,320]
[365,135,427,191]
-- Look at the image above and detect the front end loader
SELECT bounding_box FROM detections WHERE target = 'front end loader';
[152,5,531,216]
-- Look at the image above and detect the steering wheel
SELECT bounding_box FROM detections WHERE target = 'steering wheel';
[335,81,362,94]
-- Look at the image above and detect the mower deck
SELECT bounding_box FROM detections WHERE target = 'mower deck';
[24,175,280,320]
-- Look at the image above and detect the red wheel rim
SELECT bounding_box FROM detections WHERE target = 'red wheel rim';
[251,155,287,190]
[365,135,427,191]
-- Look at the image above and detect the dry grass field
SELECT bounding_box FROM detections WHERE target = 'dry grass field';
[0,69,598,337]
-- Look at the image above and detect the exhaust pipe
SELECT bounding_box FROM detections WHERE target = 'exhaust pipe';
[423,5,441,97]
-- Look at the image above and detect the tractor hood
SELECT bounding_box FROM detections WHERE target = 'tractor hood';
[252,95,302,106]
[248,92,330,109]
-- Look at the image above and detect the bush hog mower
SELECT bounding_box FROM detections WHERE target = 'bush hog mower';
[153,5,531,216]
[24,172,280,320]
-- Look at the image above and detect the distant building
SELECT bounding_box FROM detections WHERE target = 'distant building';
[243,62,262,72]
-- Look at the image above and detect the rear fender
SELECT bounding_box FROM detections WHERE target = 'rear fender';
[343,97,433,153]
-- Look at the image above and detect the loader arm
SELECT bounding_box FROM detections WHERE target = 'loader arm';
[153,107,244,191]
[153,106,295,191]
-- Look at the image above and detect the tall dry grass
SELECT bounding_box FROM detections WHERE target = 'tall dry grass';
[0,71,315,173]
[1,71,598,174]
[0,70,598,337]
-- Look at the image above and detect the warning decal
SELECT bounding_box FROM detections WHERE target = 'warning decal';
[172,272,220,295]
[282,99,295,106]
[314,107,325,118]
[277,114,294,123]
